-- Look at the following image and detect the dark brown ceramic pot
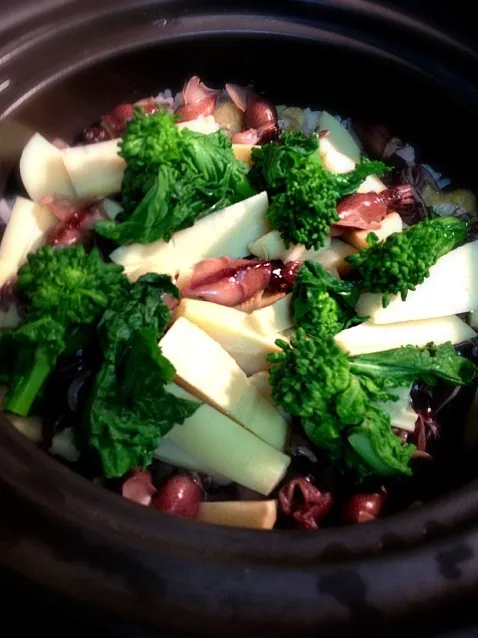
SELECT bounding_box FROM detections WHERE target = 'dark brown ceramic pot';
[1,2,478,636]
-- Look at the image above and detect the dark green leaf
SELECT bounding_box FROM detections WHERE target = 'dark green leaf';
[346,405,415,477]
[336,376,367,425]
[86,338,198,478]
[303,412,345,458]
[83,272,199,478]
[292,261,364,338]
[98,273,178,358]
[99,110,255,245]
[350,341,477,388]
[333,157,391,199]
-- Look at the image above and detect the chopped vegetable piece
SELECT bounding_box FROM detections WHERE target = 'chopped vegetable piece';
[246,294,293,336]
[0,197,57,287]
[248,230,331,262]
[174,298,282,375]
[347,216,467,306]
[356,240,478,323]
[268,329,476,477]
[96,108,255,245]
[20,133,76,201]
[1,245,125,416]
[292,261,364,339]
[248,371,274,404]
[314,238,357,275]
[250,131,389,249]
[342,212,403,251]
[155,438,216,475]
[63,139,125,198]
[159,317,289,450]
[375,385,417,432]
[197,500,278,529]
[84,274,199,478]
[317,111,360,174]
[164,383,290,495]
[335,315,476,356]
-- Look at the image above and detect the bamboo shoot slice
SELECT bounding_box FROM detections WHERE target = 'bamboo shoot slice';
[334,315,475,356]
[314,238,357,275]
[246,294,293,336]
[317,112,360,174]
[164,384,290,495]
[0,197,56,286]
[176,115,219,134]
[356,175,387,194]
[197,500,278,529]
[342,212,403,251]
[174,299,283,376]
[19,133,76,201]
[356,241,478,324]
[63,139,125,197]
[249,371,274,404]
[159,317,288,450]
[249,230,330,262]
[232,144,257,165]
[375,386,417,432]
[155,438,216,475]
[111,192,269,270]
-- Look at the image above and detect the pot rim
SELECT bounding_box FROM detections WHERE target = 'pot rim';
[1,1,478,116]
[1,414,478,561]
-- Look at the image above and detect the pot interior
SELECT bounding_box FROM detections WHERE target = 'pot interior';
[1,28,478,533]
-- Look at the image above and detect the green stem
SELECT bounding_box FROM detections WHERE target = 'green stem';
[4,349,55,417]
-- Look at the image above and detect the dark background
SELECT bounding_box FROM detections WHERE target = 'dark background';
[1,0,478,636]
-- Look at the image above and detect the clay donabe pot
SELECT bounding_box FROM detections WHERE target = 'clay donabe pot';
[1,2,478,636]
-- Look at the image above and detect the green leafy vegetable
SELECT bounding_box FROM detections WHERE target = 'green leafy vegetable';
[250,131,389,249]
[17,245,126,325]
[1,246,126,416]
[97,273,177,354]
[268,331,350,419]
[0,317,65,416]
[350,342,477,388]
[117,108,184,213]
[292,261,365,339]
[346,216,467,306]
[84,273,199,478]
[268,330,477,478]
[249,131,319,193]
[95,108,255,245]
[345,405,416,477]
